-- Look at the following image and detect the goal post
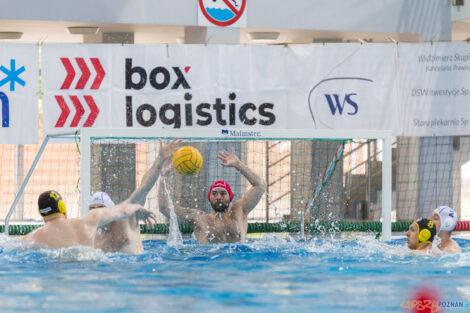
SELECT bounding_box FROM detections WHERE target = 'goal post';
[80,128,392,241]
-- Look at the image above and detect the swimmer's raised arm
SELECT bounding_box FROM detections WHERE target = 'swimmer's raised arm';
[217,148,266,215]
[127,138,181,206]
[157,163,203,224]
[83,203,156,228]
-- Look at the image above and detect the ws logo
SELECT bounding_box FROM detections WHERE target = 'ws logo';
[308,77,373,128]
[324,94,358,116]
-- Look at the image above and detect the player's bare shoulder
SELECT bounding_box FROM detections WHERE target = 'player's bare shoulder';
[228,200,248,221]
[23,227,42,242]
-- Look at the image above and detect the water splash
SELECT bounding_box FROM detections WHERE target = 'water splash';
[163,177,183,247]
[0,233,27,252]
[431,234,444,254]
[0,236,469,313]
[36,246,110,262]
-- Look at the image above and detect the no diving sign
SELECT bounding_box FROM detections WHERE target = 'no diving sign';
[198,0,247,27]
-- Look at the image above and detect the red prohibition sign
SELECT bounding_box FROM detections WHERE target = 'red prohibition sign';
[199,0,247,27]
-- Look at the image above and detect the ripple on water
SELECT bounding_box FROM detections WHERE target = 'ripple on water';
[0,234,468,312]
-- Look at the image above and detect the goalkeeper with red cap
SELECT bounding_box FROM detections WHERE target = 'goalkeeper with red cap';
[158,147,266,244]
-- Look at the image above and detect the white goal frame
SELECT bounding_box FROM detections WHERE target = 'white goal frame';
[80,128,392,241]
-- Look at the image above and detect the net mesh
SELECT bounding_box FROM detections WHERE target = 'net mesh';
[0,142,81,221]
[87,137,383,224]
[2,134,470,229]
[395,136,470,221]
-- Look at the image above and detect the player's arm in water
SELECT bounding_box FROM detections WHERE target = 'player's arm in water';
[125,138,182,206]
[83,203,157,229]
[217,148,266,215]
[157,162,204,224]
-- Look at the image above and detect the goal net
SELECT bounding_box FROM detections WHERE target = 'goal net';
[80,128,392,240]
[5,131,470,239]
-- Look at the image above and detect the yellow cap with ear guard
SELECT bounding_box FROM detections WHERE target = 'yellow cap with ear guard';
[38,190,67,218]
[413,218,436,246]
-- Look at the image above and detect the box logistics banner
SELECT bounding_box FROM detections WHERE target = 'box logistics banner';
[42,44,286,137]
[41,42,470,139]
[0,44,38,144]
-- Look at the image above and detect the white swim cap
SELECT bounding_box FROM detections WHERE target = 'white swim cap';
[89,192,115,208]
[433,206,457,232]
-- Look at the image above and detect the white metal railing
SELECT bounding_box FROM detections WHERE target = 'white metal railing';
[3,132,78,235]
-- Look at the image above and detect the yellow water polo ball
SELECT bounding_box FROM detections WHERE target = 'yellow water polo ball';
[172,146,203,176]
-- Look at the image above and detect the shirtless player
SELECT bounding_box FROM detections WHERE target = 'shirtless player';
[89,138,181,254]
[158,147,266,244]
[23,190,155,249]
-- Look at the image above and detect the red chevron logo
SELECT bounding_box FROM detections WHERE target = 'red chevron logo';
[90,58,105,89]
[69,95,85,126]
[60,58,106,90]
[83,95,99,127]
[75,58,90,90]
[54,95,100,128]
[60,58,75,90]
[54,96,70,127]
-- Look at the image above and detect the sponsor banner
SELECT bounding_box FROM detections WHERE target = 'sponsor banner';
[42,44,285,138]
[398,42,470,136]
[287,43,401,134]
[0,44,38,144]
[41,42,470,138]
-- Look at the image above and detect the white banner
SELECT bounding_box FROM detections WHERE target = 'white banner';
[41,43,470,138]
[42,44,286,137]
[398,42,470,136]
[0,44,38,144]
[287,43,401,133]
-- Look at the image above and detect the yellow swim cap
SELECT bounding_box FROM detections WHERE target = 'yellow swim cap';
[38,190,67,218]
[413,218,436,246]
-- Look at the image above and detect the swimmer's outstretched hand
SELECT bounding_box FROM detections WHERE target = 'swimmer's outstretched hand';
[159,138,182,160]
[217,147,240,167]
[136,208,157,229]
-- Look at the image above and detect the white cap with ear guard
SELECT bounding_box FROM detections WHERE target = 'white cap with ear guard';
[433,206,457,232]
[89,192,115,208]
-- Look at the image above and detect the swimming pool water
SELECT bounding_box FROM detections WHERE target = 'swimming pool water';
[0,234,468,313]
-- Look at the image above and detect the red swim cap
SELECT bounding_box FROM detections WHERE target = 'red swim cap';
[208,181,234,202]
